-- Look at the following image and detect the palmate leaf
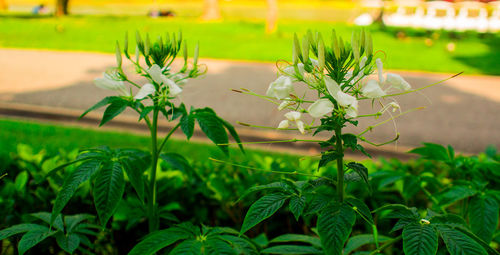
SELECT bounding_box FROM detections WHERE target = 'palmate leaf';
[289,195,306,221]
[436,225,487,255]
[403,223,438,255]
[261,245,323,254]
[128,228,191,255]
[100,100,128,126]
[217,116,245,153]
[160,153,193,172]
[346,162,369,189]
[56,232,80,254]
[18,228,57,255]
[79,96,120,119]
[51,160,101,225]
[468,195,499,243]
[180,113,195,140]
[93,161,125,226]
[194,110,229,155]
[317,203,356,255]
[240,193,290,234]
[318,150,342,169]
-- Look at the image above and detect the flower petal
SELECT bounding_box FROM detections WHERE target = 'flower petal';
[386,73,411,91]
[308,99,334,118]
[165,78,182,97]
[278,98,293,111]
[134,83,156,100]
[148,64,165,85]
[335,91,357,108]
[361,80,386,98]
[325,77,341,97]
[266,76,294,100]
[284,111,301,121]
[296,120,305,134]
[376,58,384,83]
[282,63,305,78]
[278,120,290,129]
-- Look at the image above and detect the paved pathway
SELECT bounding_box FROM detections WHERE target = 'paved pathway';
[1,48,499,154]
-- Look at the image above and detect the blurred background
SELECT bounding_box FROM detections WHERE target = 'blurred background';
[0,0,499,156]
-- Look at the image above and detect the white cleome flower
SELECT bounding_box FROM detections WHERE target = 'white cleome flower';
[308,99,334,118]
[385,73,411,91]
[94,73,130,96]
[361,79,386,98]
[278,98,294,111]
[147,64,165,85]
[282,63,306,78]
[164,78,183,97]
[278,111,305,134]
[266,75,294,100]
[278,120,290,129]
[335,91,358,118]
[134,83,156,100]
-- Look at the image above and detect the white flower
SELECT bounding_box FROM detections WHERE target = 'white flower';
[171,73,187,85]
[266,76,294,100]
[361,79,386,98]
[282,63,305,78]
[164,78,182,97]
[296,120,305,134]
[284,111,301,121]
[308,99,334,118]
[278,98,293,111]
[134,83,156,100]
[336,91,358,118]
[386,73,411,91]
[325,77,341,96]
[381,102,401,113]
[147,64,165,85]
[278,120,289,129]
[376,58,384,83]
[94,72,130,96]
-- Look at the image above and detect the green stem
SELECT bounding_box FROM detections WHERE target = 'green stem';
[335,127,344,203]
[368,235,402,255]
[158,122,181,153]
[148,108,160,233]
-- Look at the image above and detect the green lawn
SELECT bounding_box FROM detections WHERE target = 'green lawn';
[1,15,499,74]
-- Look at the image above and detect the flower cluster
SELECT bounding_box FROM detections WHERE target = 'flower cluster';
[265,30,413,134]
[94,32,203,104]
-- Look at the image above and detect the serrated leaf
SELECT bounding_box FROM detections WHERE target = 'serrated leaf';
[436,225,487,255]
[93,161,125,226]
[469,195,499,243]
[436,185,477,207]
[51,160,101,224]
[289,195,306,221]
[403,223,438,255]
[318,150,342,169]
[262,245,323,254]
[205,238,237,255]
[391,218,415,233]
[118,151,146,201]
[217,116,244,153]
[373,204,419,220]
[317,204,356,255]
[64,214,94,233]
[160,153,193,173]
[195,111,229,155]
[270,234,321,247]
[346,197,374,225]
[344,234,392,255]
[80,96,119,119]
[180,114,195,140]
[0,224,47,240]
[18,228,56,255]
[56,232,80,254]
[218,235,259,255]
[240,193,289,234]
[169,240,203,254]
[236,182,289,203]
[128,228,190,255]
[346,162,369,188]
[30,212,63,231]
[409,143,450,162]
[100,100,128,126]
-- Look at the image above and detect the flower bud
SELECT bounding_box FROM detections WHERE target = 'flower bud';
[135,31,142,46]
[365,32,373,57]
[338,37,345,56]
[332,30,340,60]
[360,29,366,50]
[183,40,188,62]
[317,37,325,71]
[293,33,301,64]
[351,31,360,63]
[115,41,122,68]
[144,34,151,56]
[193,42,199,68]
[302,35,309,62]
[157,35,163,51]
[135,45,140,63]
[123,32,129,58]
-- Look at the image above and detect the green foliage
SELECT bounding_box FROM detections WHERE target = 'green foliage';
[240,193,290,234]
[317,204,356,255]
[403,223,438,255]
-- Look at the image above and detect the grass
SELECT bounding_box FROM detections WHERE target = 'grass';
[1,14,500,75]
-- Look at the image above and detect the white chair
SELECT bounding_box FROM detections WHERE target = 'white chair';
[488,1,500,32]
[422,1,456,30]
[455,1,489,32]
[383,0,425,28]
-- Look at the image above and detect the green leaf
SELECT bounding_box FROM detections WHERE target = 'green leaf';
[469,195,499,243]
[344,234,392,255]
[436,225,487,255]
[120,156,145,201]
[14,171,28,192]
[169,240,203,254]
[217,116,245,153]
[317,204,356,255]
[318,150,342,169]
[100,100,128,126]
[346,198,374,225]
[289,195,306,221]
[139,106,154,121]
[160,153,193,172]
[93,161,125,226]
[262,245,323,254]
[51,160,101,224]
[240,193,289,234]
[64,214,94,233]
[236,182,289,203]
[373,204,419,220]
[436,185,477,207]
[0,224,47,240]
[403,223,438,255]
[342,134,370,157]
[409,143,451,162]
[194,110,229,155]
[204,238,237,255]
[269,234,321,247]
[218,235,259,255]
[346,162,369,188]
[30,212,64,231]
[128,228,190,255]
[56,232,80,254]
[180,114,195,140]
[80,96,119,119]
[18,228,56,255]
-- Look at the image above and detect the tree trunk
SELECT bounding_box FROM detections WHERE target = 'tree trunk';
[55,0,69,16]
[202,0,221,21]
[0,0,8,10]
[265,0,278,34]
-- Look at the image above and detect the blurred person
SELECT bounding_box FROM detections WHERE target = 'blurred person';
[32,3,48,15]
